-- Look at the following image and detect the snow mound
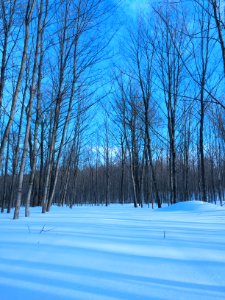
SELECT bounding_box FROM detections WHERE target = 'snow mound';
[160,200,223,212]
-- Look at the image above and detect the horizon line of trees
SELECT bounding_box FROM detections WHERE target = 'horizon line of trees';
[0,0,225,219]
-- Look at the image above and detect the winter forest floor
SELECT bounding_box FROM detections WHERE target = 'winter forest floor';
[0,201,225,300]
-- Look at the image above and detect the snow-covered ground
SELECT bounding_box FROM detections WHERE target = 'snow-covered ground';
[0,201,225,300]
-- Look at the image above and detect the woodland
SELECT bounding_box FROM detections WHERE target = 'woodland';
[0,0,224,219]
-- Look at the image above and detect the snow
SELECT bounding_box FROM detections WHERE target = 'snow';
[0,201,225,300]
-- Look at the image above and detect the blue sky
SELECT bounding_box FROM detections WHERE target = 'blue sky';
[123,0,151,17]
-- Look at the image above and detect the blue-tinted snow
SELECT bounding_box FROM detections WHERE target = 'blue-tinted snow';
[0,201,224,300]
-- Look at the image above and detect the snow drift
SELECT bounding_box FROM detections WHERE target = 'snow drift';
[0,201,224,300]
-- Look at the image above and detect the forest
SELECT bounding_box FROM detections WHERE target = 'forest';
[0,0,224,219]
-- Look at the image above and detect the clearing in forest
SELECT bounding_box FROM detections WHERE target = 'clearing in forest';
[0,201,225,300]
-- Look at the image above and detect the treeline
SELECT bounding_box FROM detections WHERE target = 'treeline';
[107,0,225,208]
[0,0,224,219]
[1,148,224,209]
[0,0,114,219]
[67,155,225,206]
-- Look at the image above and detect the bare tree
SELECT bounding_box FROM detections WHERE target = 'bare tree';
[0,0,17,108]
[0,0,35,165]
[14,0,45,219]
